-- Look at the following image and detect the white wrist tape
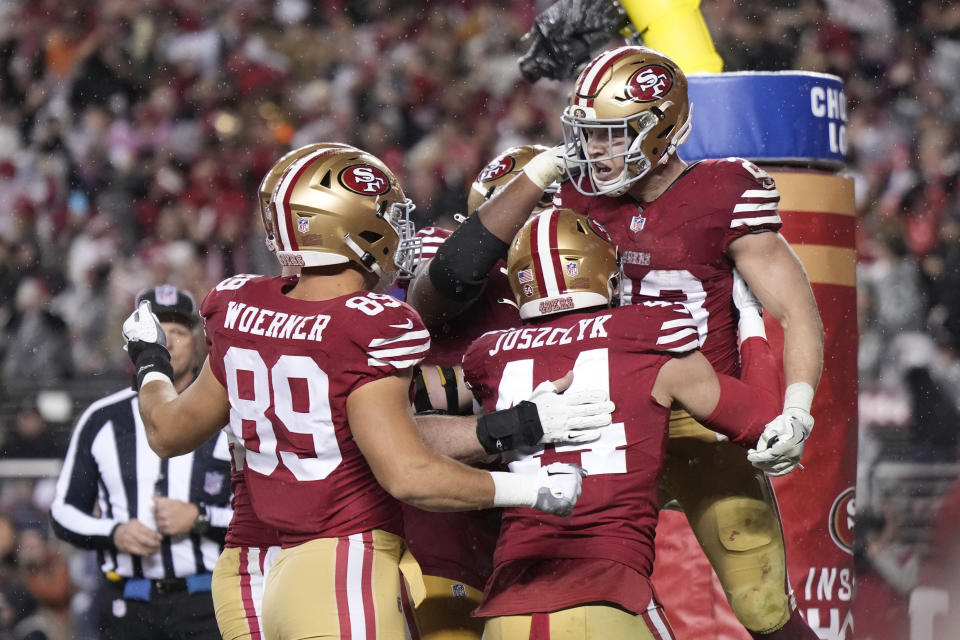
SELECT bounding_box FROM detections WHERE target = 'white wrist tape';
[490,472,538,508]
[522,150,562,190]
[738,310,766,343]
[142,371,174,387]
[784,382,815,413]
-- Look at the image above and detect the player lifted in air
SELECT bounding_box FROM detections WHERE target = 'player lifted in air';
[427,45,824,639]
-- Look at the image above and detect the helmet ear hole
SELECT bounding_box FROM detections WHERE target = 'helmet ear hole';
[575,220,588,234]
[359,230,383,244]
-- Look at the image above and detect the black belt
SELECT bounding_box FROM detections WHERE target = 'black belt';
[107,572,212,600]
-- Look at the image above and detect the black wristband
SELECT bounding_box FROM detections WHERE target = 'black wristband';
[428,214,509,302]
[476,400,544,454]
[127,341,173,391]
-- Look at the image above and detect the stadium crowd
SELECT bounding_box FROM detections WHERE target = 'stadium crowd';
[1,0,959,638]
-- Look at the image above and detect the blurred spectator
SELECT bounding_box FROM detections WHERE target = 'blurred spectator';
[1,278,72,389]
[0,0,957,636]
[853,507,917,640]
[0,399,66,460]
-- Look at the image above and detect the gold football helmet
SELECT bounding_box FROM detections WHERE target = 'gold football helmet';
[267,146,421,277]
[561,46,691,196]
[466,144,558,215]
[259,142,356,253]
[507,207,618,320]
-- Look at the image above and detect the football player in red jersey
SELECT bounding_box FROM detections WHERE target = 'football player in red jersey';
[210,143,343,640]
[120,145,607,640]
[455,45,823,640]
[400,146,561,640]
[463,207,784,639]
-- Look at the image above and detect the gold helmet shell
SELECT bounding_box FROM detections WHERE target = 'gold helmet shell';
[561,46,691,196]
[268,146,420,277]
[467,144,558,215]
[508,207,618,320]
[259,142,356,253]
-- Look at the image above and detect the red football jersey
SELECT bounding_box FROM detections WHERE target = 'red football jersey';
[556,157,782,376]
[202,274,430,546]
[462,302,699,614]
[224,437,281,548]
[401,225,515,588]
[414,226,520,367]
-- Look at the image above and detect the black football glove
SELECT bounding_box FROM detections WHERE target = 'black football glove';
[518,0,631,82]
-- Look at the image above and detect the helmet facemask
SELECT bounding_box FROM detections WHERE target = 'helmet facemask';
[562,45,692,197]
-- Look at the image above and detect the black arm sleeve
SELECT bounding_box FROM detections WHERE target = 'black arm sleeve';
[428,214,509,302]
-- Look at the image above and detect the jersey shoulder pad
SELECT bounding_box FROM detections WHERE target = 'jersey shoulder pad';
[341,292,431,371]
[613,302,700,354]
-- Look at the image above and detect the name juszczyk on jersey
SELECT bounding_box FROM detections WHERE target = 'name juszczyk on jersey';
[223,301,330,342]
[486,314,610,357]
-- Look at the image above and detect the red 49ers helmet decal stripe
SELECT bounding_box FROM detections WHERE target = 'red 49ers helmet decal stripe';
[574,45,637,108]
[530,210,566,297]
[273,148,340,252]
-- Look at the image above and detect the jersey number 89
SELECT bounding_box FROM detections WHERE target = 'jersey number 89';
[223,347,341,481]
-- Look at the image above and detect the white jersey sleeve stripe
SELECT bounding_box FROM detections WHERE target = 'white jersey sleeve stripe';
[733,202,779,213]
[730,215,782,228]
[741,189,780,199]
[657,328,698,344]
[661,317,698,330]
[368,330,432,348]
[368,357,424,369]
[367,343,431,360]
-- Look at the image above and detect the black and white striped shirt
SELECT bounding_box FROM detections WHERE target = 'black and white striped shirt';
[51,388,233,580]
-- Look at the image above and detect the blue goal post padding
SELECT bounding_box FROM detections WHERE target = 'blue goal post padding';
[679,71,847,168]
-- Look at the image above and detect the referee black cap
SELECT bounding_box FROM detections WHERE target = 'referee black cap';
[135,285,198,328]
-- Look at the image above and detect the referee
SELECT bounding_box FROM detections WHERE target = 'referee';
[51,285,232,640]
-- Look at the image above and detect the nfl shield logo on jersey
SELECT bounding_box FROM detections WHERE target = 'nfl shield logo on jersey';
[629,214,646,233]
[298,218,310,233]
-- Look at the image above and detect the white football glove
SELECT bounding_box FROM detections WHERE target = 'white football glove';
[528,380,614,445]
[522,143,580,190]
[491,463,587,516]
[532,462,587,516]
[747,407,814,476]
[122,301,173,390]
[123,301,167,350]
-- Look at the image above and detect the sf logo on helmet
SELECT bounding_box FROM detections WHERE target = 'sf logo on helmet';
[479,156,516,183]
[340,165,391,195]
[626,65,673,102]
